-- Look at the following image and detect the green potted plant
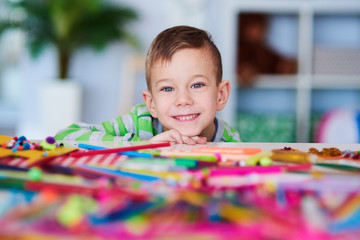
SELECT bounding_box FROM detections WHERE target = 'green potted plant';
[0,0,139,137]
[0,0,138,79]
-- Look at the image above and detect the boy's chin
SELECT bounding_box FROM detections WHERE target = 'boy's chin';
[177,129,202,138]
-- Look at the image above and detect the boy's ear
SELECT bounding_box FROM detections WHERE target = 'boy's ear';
[142,90,158,118]
[216,80,230,111]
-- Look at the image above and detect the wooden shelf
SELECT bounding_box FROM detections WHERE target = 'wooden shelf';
[251,75,298,89]
[312,75,360,89]
[217,0,360,142]
[242,74,360,89]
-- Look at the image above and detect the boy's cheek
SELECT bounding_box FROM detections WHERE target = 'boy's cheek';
[148,107,159,118]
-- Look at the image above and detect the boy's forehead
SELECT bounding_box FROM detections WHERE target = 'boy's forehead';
[153,47,213,67]
[150,55,217,87]
[148,46,219,88]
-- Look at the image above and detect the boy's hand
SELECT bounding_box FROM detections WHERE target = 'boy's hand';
[149,129,207,145]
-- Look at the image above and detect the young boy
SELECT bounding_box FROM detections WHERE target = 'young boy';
[55,25,240,144]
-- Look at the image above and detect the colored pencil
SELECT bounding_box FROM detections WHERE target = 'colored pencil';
[121,157,197,168]
[78,143,106,150]
[193,146,262,155]
[158,151,218,162]
[79,143,153,157]
[139,150,221,163]
[209,166,283,176]
[75,164,161,181]
[121,151,153,158]
[209,164,312,177]
[70,142,171,157]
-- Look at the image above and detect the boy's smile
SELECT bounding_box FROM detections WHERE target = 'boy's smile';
[173,113,200,121]
[143,46,230,141]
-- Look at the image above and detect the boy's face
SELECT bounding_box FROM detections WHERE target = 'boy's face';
[143,47,230,140]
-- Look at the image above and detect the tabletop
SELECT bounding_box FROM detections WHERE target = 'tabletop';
[1,139,360,239]
[62,140,360,152]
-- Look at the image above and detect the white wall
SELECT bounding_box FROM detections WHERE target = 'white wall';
[9,0,212,139]
[1,0,359,139]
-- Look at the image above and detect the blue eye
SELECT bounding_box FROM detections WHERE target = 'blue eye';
[161,87,174,92]
[192,83,204,88]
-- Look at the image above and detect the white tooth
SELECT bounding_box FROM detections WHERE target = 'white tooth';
[177,114,197,120]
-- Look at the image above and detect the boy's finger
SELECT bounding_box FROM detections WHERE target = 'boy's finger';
[181,136,196,145]
[169,130,184,144]
[190,136,207,144]
[196,137,207,144]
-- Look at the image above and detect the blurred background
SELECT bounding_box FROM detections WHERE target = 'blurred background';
[1,0,360,143]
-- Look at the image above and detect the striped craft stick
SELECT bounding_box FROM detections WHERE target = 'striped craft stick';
[0,154,128,168]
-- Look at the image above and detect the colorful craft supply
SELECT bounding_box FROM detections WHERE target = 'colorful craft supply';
[70,142,171,157]
[57,194,97,228]
[193,146,262,161]
[151,151,218,162]
[192,146,262,155]
[1,136,360,239]
[75,164,161,182]
[28,167,43,181]
[78,143,154,158]
[0,135,77,167]
[271,150,317,164]
[245,151,272,166]
[259,156,272,166]
[207,165,303,177]
[40,139,56,151]
[78,143,106,150]
[121,151,153,158]
[120,157,197,169]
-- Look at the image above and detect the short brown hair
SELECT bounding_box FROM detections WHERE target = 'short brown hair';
[145,25,222,90]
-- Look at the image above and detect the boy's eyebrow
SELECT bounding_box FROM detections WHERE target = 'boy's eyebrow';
[191,74,210,81]
[154,78,171,84]
[153,78,172,88]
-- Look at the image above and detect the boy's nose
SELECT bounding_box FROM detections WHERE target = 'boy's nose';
[175,89,193,106]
